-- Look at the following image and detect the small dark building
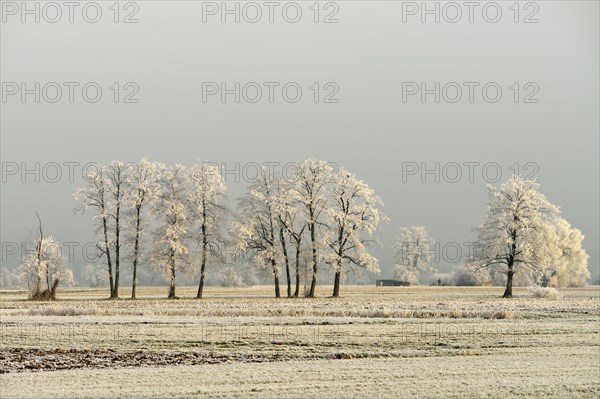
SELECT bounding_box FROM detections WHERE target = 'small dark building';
[376,279,410,287]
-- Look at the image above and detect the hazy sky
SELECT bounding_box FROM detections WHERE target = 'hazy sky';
[1,1,598,281]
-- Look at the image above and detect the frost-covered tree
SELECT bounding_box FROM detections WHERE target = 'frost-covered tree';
[550,218,590,287]
[268,176,299,298]
[188,162,228,299]
[273,178,307,298]
[104,160,132,298]
[82,264,110,288]
[235,167,282,298]
[240,265,260,287]
[472,176,561,298]
[393,226,435,285]
[151,163,192,299]
[19,237,73,300]
[288,160,334,297]
[220,266,243,287]
[75,165,116,298]
[324,168,387,297]
[19,218,73,301]
[125,159,159,299]
[454,260,494,286]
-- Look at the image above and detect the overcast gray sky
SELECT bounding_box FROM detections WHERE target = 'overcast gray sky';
[1,1,598,281]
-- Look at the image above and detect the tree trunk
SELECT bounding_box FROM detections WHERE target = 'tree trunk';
[294,244,301,298]
[332,229,345,298]
[279,228,291,298]
[113,198,121,299]
[197,202,209,299]
[265,197,280,299]
[503,269,514,298]
[131,205,141,299]
[102,216,115,299]
[196,243,207,299]
[271,258,280,298]
[168,249,177,299]
[34,276,42,299]
[308,222,317,298]
[332,270,341,298]
[49,278,60,300]
[131,253,138,300]
[273,273,281,298]
[34,213,50,291]
[45,248,50,292]
[503,231,518,298]
[35,212,44,298]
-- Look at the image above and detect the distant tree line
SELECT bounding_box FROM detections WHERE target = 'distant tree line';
[70,159,385,299]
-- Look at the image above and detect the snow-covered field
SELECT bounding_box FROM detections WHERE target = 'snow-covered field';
[1,286,599,398]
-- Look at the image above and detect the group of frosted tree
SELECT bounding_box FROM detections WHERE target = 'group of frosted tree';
[18,158,590,300]
[73,160,227,299]
[235,160,386,298]
[392,176,590,298]
[71,159,386,299]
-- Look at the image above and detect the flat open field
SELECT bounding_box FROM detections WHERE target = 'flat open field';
[1,286,599,398]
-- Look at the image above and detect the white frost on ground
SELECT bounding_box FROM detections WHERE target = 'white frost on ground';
[1,286,598,398]
[1,349,599,399]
